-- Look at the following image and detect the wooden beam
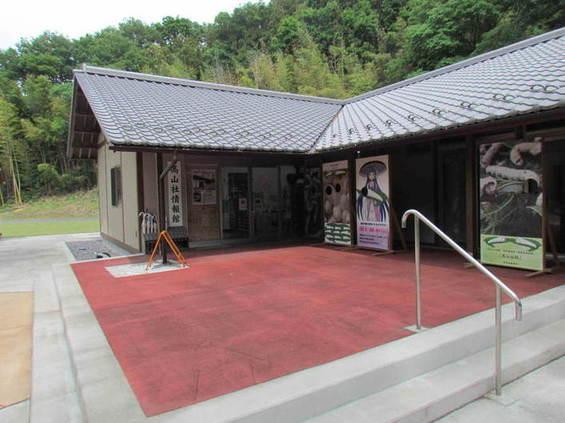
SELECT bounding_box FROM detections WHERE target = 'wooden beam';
[136,152,145,252]
[465,135,477,256]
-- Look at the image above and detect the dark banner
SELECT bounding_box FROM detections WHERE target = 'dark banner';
[479,139,543,270]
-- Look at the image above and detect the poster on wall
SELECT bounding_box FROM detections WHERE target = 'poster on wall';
[355,156,390,250]
[192,169,217,205]
[304,166,323,238]
[479,139,543,271]
[323,160,351,245]
[167,161,183,227]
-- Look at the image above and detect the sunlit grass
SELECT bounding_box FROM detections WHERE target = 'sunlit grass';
[0,219,100,238]
[0,189,99,219]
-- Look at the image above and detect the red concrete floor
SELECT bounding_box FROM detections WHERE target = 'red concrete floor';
[71,246,563,416]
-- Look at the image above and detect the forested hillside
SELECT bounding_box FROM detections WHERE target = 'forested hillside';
[0,0,563,204]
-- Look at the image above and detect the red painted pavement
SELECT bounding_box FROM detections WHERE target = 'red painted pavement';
[71,246,562,416]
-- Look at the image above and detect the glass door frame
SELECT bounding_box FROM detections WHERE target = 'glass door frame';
[249,165,282,241]
[220,166,251,242]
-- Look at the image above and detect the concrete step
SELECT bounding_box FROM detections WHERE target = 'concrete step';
[306,318,565,423]
[29,266,83,423]
[52,259,565,423]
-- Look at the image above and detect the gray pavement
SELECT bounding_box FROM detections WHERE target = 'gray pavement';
[0,233,99,423]
[438,356,565,423]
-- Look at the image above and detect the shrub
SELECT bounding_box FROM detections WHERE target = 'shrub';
[36,163,60,195]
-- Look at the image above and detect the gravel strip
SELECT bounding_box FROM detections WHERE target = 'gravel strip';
[66,238,132,261]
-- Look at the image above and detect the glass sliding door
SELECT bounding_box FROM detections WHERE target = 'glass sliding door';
[251,167,280,240]
[438,145,467,245]
[221,167,250,240]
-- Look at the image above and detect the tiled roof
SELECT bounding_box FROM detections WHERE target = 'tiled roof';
[317,28,565,151]
[72,28,565,155]
[74,68,341,153]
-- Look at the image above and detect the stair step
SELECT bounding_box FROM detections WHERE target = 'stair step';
[307,319,565,423]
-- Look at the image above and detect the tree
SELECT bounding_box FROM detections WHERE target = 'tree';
[0,98,23,204]
[15,32,75,82]
[401,0,500,71]
[0,1,563,203]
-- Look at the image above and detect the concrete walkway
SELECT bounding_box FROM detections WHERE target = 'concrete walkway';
[0,233,99,423]
[438,355,565,422]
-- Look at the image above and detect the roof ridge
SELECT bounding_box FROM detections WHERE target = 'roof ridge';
[76,65,344,105]
[344,26,565,104]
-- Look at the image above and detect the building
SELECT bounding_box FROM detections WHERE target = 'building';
[67,28,565,273]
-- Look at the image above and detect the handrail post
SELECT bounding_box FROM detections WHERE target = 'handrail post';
[401,208,522,396]
[414,216,422,330]
[495,286,502,395]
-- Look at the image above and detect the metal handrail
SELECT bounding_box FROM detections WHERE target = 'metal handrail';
[401,209,522,395]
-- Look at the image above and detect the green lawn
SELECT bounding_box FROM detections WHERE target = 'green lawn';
[0,189,99,219]
[0,190,100,238]
[0,219,100,238]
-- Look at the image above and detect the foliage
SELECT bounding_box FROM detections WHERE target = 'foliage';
[0,0,563,203]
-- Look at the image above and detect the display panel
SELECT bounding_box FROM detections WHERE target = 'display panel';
[192,169,217,205]
[355,155,390,250]
[479,139,543,271]
[323,160,351,245]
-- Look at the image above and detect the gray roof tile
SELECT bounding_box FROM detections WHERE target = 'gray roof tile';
[317,29,565,150]
[75,70,341,153]
[72,28,564,155]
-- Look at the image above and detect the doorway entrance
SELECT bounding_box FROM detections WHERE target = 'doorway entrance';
[438,143,467,246]
[222,167,250,240]
[545,140,565,254]
[251,167,280,239]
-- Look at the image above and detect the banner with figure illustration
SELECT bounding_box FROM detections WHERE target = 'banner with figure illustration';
[479,139,543,271]
[323,160,351,245]
[355,156,390,250]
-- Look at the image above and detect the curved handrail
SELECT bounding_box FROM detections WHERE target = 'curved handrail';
[401,209,522,320]
[401,209,523,395]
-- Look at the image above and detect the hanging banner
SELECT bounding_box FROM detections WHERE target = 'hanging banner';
[478,139,543,271]
[323,160,351,245]
[192,169,217,205]
[167,161,183,227]
[355,156,390,250]
[304,166,323,238]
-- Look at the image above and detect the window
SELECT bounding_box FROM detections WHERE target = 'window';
[110,166,122,206]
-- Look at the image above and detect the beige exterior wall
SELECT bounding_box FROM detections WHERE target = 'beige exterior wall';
[97,139,140,251]
[122,152,140,249]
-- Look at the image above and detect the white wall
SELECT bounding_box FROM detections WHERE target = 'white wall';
[97,139,140,251]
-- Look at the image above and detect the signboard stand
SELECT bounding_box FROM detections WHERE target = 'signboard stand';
[322,160,352,246]
[355,155,391,251]
[371,207,408,256]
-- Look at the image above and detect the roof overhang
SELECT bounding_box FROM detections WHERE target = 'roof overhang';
[67,80,100,159]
